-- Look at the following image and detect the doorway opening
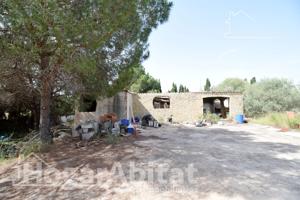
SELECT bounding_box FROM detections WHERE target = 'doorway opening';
[203,97,229,118]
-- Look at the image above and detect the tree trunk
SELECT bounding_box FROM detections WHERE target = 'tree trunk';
[40,56,52,144]
[32,106,39,130]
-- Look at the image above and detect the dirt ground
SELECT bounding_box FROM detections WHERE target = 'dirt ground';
[0,124,300,200]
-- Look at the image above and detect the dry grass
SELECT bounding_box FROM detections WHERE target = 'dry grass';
[253,112,300,130]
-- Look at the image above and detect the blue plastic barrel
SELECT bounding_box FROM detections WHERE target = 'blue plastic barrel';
[131,117,140,123]
[127,124,134,134]
[235,114,244,124]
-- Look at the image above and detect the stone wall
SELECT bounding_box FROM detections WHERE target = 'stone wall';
[74,112,97,125]
[75,92,130,126]
[95,92,129,119]
[77,91,243,124]
[133,92,243,123]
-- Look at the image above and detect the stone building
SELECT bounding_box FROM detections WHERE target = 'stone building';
[132,92,243,122]
[76,91,243,124]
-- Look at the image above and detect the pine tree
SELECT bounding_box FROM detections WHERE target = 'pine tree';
[204,78,211,91]
[170,83,178,93]
[250,77,257,84]
[0,0,172,144]
[179,84,184,93]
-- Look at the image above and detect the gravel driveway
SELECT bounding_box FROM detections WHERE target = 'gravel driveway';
[1,124,300,200]
[132,124,300,200]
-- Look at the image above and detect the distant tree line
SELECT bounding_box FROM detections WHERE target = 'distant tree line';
[169,83,189,93]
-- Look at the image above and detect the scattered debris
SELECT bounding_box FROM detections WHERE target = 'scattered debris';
[60,115,75,124]
[51,125,72,138]
[141,114,161,128]
[76,121,98,141]
[0,134,12,142]
[111,122,120,136]
[280,127,289,132]
[167,115,173,123]
[99,113,118,124]
[217,121,225,125]
[287,111,296,119]
[195,121,206,127]
[73,111,147,142]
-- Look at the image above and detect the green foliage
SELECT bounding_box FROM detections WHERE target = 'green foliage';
[52,95,75,116]
[179,84,184,93]
[185,87,190,92]
[0,134,42,159]
[244,79,300,117]
[216,78,249,93]
[204,78,211,91]
[0,141,18,158]
[170,83,178,93]
[215,78,300,117]
[250,77,256,84]
[201,112,220,124]
[253,113,300,129]
[178,84,189,93]
[130,67,162,93]
[289,117,300,129]
[0,0,172,143]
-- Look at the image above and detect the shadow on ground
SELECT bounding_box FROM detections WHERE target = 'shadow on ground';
[0,125,300,200]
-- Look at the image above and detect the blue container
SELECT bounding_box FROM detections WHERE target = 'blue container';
[127,124,134,134]
[120,119,130,126]
[235,114,244,124]
[131,117,140,123]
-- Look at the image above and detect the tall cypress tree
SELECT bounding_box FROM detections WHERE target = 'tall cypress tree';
[204,78,211,91]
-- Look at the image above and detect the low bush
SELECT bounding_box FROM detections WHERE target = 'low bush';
[244,79,300,117]
[0,141,18,158]
[0,132,42,159]
[288,117,300,129]
[201,113,220,124]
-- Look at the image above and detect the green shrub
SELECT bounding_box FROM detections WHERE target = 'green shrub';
[201,113,220,124]
[288,116,300,129]
[215,78,249,93]
[0,141,18,158]
[0,132,43,159]
[244,79,300,117]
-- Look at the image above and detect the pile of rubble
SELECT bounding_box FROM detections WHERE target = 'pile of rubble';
[73,113,161,141]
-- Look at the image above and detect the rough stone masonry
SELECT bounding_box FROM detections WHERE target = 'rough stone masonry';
[132,92,243,123]
[90,91,244,124]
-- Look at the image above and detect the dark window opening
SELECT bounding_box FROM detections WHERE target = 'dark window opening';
[203,97,230,118]
[80,96,97,112]
[153,96,170,109]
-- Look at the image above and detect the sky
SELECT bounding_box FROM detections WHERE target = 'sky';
[143,0,300,92]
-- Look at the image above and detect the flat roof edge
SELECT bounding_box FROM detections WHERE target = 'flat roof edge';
[133,91,243,95]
